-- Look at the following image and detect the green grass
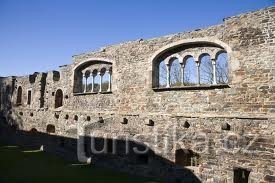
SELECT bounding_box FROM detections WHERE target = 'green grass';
[0,143,156,183]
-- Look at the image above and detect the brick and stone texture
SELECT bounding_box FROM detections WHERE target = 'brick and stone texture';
[0,6,275,183]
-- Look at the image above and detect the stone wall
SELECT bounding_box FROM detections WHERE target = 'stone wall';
[0,6,274,183]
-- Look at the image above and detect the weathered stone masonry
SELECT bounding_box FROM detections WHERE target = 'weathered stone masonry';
[0,6,275,183]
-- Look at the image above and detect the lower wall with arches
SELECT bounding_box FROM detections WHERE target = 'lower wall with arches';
[0,107,274,182]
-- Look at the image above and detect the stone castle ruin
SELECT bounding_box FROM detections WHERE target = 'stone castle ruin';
[0,6,274,183]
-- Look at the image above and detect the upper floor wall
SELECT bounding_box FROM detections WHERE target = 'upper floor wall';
[1,6,274,118]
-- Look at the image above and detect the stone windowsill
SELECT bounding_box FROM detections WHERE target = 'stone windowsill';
[73,91,112,96]
[153,84,230,91]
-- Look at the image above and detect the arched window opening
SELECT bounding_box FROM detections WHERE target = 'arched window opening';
[199,54,213,85]
[30,128,38,134]
[73,60,113,94]
[46,124,55,133]
[101,68,110,92]
[16,86,23,105]
[87,75,93,92]
[184,57,197,86]
[93,71,100,93]
[158,60,167,88]
[74,115,78,121]
[175,149,200,167]
[170,59,181,87]
[216,52,228,84]
[55,89,63,108]
[82,70,91,93]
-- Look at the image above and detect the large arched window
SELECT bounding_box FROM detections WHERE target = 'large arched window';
[16,86,23,105]
[152,39,230,89]
[73,59,113,94]
[55,89,63,108]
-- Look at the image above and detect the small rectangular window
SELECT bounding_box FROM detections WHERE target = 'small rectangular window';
[27,90,32,105]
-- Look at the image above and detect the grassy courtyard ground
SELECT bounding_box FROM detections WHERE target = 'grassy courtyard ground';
[0,142,156,183]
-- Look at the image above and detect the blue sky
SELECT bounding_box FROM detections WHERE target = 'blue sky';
[0,0,274,77]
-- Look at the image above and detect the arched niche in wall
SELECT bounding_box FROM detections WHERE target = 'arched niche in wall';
[55,89,63,108]
[73,58,113,94]
[150,38,232,90]
[52,71,60,81]
[16,86,23,105]
[46,124,55,134]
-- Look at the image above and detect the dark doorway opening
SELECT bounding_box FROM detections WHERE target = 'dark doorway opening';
[234,168,250,183]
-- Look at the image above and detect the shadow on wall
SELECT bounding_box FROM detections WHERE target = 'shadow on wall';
[0,119,201,183]
[0,83,201,183]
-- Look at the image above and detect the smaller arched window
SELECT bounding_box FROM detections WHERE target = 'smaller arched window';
[199,54,213,85]
[73,59,113,94]
[46,124,55,133]
[30,128,38,134]
[184,57,197,86]
[216,52,229,84]
[16,86,23,105]
[55,89,63,108]
[170,58,181,87]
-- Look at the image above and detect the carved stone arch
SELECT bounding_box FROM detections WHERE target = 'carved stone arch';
[164,54,183,65]
[181,53,194,65]
[84,70,91,77]
[198,53,211,63]
[92,69,98,75]
[214,49,228,60]
[99,67,107,74]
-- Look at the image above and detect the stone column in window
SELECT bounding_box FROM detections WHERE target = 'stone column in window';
[212,59,217,84]
[180,63,185,85]
[165,63,171,88]
[99,72,103,93]
[107,69,112,92]
[196,61,200,85]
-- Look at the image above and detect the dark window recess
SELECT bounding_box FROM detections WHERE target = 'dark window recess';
[46,124,55,133]
[16,86,22,105]
[175,149,200,167]
[55,89,63,108]
[27,90,32,105]
[30,128,38,134]
[234,168,250,183]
